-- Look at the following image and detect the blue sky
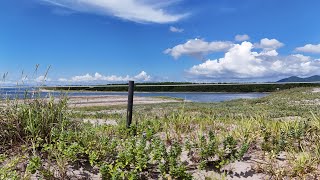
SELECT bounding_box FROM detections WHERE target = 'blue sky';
[1,0,320,85]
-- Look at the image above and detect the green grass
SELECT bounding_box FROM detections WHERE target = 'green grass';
[1,87,320,179]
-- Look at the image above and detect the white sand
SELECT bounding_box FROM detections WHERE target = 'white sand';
[312,88,320,93]
[67,95,180,107]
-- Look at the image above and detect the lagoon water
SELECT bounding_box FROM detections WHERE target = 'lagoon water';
[0,87,268,103]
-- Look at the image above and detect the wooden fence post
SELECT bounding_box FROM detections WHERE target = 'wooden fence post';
[126,81,134,128]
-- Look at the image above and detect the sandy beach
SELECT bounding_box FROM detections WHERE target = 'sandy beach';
[0,95,181,108]
[66,95,181,107]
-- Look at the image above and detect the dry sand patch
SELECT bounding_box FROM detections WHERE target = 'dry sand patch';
[312,88,320,93]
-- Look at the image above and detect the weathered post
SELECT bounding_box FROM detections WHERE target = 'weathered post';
[127,81,134,128]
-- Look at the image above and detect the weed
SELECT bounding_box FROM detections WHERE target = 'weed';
[1,86,320,179]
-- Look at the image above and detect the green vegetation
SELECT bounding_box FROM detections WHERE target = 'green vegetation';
[1,87,320,179]
[44,82,320,92]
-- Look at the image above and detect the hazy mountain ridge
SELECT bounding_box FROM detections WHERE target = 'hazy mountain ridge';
[277,75,320,82]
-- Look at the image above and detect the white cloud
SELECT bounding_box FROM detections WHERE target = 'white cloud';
[58,78,68,82]
[253,50,278,57]
[255,38,284,50]
[133,71,151,81]
[164,38,234,59]
[187,42,320,80]
[169,26,184,33]
[40,0,188,23]
[59,71,151,83]
[0,80,14,85]
[35,75,51,82]
[296,44,320,54]
[235,34,250,42]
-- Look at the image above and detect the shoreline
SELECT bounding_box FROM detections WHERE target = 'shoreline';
[65,95,182,107]
[39,88,271,94]
[0,95,182,107]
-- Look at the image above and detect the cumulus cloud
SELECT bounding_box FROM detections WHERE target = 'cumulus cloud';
[59,71,151,83]
[255,38,284,50]
[169,26,184,33]
[40,0,187,23]
[235,34,250,42]
[253,49,279,57]
[164,38,234,59]
[133,71,151,81]
[57,78,68,82]
[165,38,284,60]
[35,75,51,83]
[1,75,53,85]
[187,41,320,80]
[296,44,320,54]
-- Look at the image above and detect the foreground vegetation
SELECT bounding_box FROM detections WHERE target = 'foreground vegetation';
[0,87,320,179]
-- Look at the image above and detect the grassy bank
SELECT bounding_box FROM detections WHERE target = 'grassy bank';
[43,82,320,92]
[1,87,320,179]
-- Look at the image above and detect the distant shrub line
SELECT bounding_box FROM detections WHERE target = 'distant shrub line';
[45,83,320,92]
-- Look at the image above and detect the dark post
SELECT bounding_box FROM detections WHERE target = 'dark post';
[127,81,134,128]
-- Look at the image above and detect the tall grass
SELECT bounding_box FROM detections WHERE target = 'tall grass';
[0,65,68,147]
[0,96,69,147]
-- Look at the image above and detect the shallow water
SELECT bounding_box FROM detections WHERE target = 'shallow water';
[0,87,268,103]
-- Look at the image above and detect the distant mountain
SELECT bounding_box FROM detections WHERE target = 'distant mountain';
[277,75,320,82]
